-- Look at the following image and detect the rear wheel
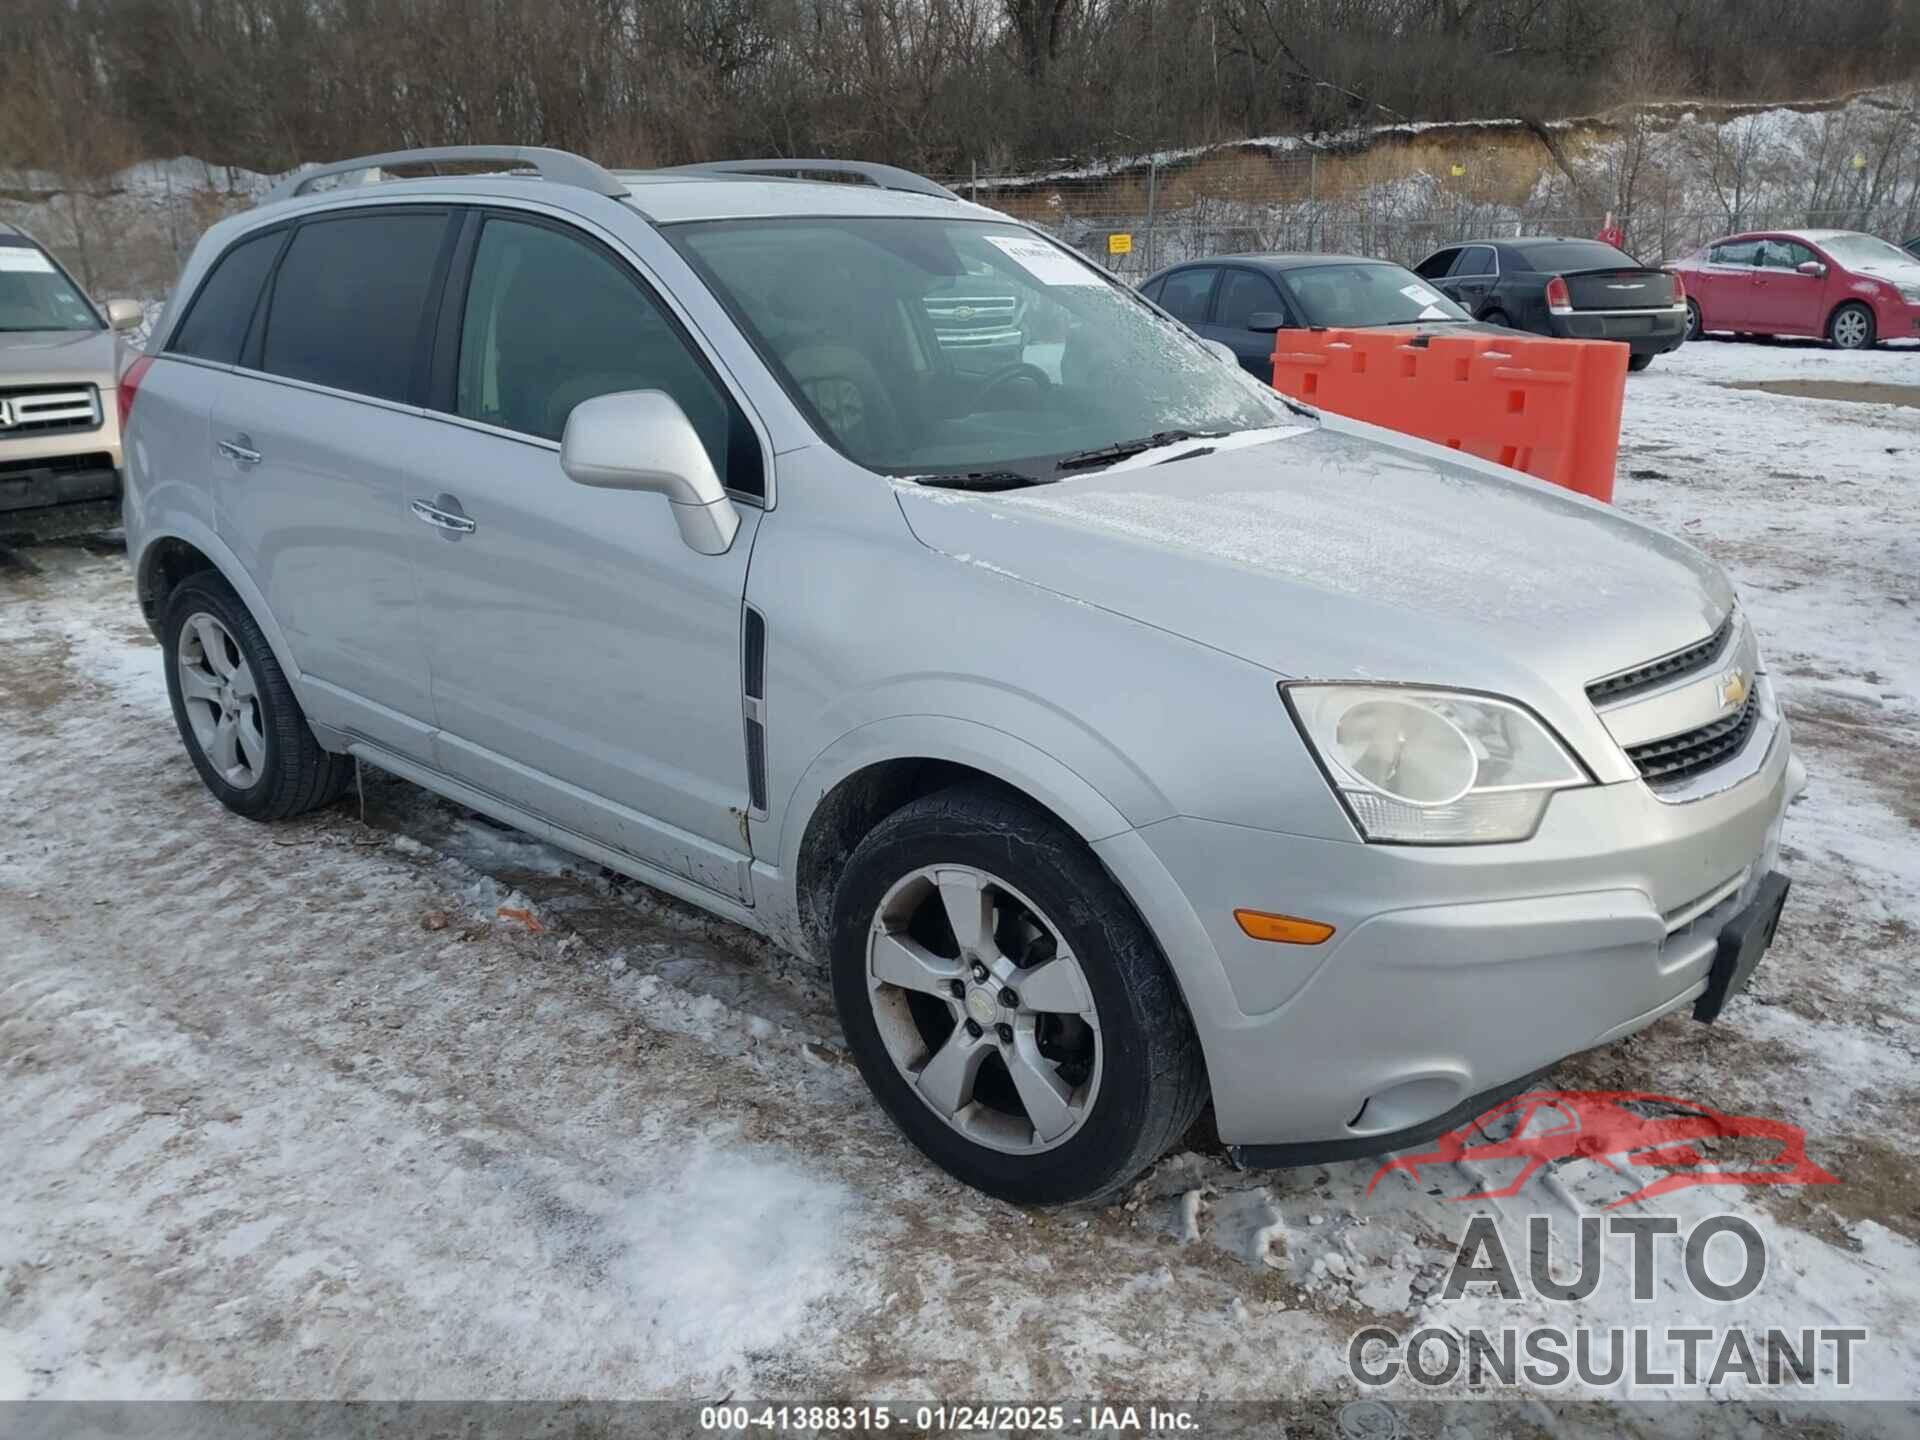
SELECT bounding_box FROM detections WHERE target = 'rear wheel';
[1627,352,1655,372]
[1684,300,1703,341]
[162,572,352,821]
[1481,308,1513,329]
[829,784,1208,1205]
[1828,302,1874,350]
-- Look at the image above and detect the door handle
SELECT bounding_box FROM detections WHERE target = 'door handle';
[410,498,477,535]
[218,436,261,466]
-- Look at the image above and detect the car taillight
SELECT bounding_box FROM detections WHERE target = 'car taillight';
[1545,275,1572,314]
[117,354,153,430]
[1666,269,1687,305]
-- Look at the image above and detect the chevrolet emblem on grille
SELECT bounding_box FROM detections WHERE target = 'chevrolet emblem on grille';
[1718,669,1750,710]
[0,399,15,429]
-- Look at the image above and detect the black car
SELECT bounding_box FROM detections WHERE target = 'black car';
[1139,253,1528,380]
[1412,237,1687,370]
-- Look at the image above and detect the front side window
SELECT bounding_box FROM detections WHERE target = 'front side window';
[1756,239,1818,270]
[259,210,450,403]
[0,239,100,333]
[452,216,756,494]
[1414,249,1459,279]
[1279,264,1470,329]
[670,219,1294,480]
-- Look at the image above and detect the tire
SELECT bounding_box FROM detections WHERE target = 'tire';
[1684,299,1703,342]
[1481,308,1513,330]
[829,783,1208,1206]
[161,571,353,821]
[1827,301,1875,350]
[1627,352,1655,372]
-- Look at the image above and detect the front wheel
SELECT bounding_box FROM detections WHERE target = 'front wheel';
[1627,352,1656,372]
[829,784,1208,1205]
[1828,302,1875,350]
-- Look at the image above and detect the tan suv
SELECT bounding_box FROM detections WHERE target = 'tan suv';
[1,222,142,515]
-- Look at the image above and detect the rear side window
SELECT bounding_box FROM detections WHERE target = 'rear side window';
[1158,268,1216,325]
[452,216,761,495]
[1710,240,1761,266]
[259,211,450,403]
[1452,246,1496,277]
[169,231,282,363]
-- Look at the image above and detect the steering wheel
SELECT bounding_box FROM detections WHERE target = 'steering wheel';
[973,361,1053,411]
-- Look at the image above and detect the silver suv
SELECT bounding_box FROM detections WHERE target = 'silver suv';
[124,147,1799,1204]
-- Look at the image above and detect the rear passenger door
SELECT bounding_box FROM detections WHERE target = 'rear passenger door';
[1441,245,1498,312]
[403,209,766,902]
[201,205,456,760]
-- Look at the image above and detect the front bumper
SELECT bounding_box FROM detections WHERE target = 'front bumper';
[1549,306,1688,355]
[1104,711,1796,1150]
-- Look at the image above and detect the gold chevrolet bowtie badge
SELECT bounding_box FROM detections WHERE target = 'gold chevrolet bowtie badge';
[1718,669,1750,710]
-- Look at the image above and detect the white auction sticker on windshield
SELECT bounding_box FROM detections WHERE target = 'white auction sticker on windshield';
[1400,283,1443,306]
[0,248,58,273]
[985,234,1104,286]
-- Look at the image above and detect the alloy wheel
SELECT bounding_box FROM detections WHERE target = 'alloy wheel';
[176,611,267,788]
[1831,307,1871,349]
[866,864,1102,1154]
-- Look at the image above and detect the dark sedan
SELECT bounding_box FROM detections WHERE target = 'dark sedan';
[1412,237,1687,370]
[1139,254,1525,380]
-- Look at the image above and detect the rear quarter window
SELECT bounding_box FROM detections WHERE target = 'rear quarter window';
[169,230,284,364]
[257,210,452,403]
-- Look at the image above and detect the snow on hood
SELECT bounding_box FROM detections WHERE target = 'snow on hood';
[895,421,1734,701]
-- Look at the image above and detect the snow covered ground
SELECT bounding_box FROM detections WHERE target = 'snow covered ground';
[2,337,1917,1427]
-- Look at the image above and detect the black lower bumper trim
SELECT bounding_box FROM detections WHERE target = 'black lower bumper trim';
[1227,1065,1556,1170]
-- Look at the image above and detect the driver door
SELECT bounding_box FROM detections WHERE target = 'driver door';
[403,210,767,902]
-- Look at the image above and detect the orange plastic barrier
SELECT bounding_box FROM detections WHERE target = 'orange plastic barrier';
[1269,328,1628,503]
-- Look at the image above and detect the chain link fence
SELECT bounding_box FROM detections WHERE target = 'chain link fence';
[937,153,1920,281]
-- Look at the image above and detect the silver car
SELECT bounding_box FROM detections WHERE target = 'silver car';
[122,147,1799,1205]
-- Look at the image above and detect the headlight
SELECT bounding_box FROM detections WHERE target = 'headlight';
[1899,284,1920,305]
[1284,684,1590,843]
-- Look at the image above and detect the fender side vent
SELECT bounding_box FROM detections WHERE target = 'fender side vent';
[743,605,768,815]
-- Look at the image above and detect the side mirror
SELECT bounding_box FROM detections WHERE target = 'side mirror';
[1246,311,1289,333]
[560,390,740,556]
[1796,260,1828,278]
[105,298,143,332]
[1199,338,1239,367]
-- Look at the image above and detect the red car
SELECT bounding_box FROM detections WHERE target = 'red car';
[1673,228,1920,349]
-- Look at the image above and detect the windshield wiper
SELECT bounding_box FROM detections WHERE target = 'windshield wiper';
[915,470,1056,492]
[1053,429,1227,473]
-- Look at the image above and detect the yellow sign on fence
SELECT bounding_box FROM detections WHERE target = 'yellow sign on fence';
[1108,232,1133,255]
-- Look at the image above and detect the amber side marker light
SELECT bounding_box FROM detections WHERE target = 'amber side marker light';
[1233,909,1336,945]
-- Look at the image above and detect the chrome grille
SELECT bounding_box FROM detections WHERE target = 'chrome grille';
[1625,689,1759,785]
[923,294,1022,351]
[1586,614,1734,706]
[0,384,102,439]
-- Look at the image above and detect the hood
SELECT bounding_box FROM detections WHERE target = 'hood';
[1851,257,1920,289]
[0,327,123,383]
[895,420,1733,721]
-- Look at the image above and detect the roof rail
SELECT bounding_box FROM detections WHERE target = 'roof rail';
[656,159,959,201]
[263,145,627,205]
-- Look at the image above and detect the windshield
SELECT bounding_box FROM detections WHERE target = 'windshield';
[669,217,1296,478]
[1280,263,1470,327]
[1818,232,1914,267]
[0,241,101,332]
